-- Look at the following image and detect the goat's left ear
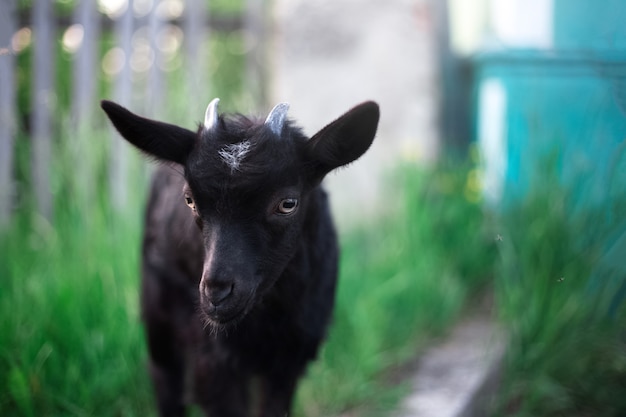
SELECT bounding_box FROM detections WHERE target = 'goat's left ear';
[306,101,379,178]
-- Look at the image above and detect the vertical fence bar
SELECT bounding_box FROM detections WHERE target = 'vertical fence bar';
[70,0,102,210]
[0,0,17,227]
[147,0,164,118]
[31,0,56,221]
[71,0,101,128]
[110,0,134,210]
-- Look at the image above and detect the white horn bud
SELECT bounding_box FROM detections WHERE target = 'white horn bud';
[264,103,290,136]
[204,98,220,130]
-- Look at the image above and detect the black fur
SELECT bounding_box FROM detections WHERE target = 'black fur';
[101,100,379,417]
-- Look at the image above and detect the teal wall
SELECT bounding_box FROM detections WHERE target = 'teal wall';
[475,51,626,206]
[554,0,626,49]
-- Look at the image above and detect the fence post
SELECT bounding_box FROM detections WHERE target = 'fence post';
[147,0,165,118]
[70,0,102,211]
[0,0,17,227]
[72,0,101,128]
[109,0,134,210]
[31,0,56,221]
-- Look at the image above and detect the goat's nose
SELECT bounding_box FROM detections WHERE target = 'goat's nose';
[202,281,234,307]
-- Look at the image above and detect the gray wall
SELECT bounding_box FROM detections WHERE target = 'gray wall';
[271,0,441,228]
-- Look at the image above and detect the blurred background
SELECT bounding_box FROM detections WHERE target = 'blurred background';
[1,0,626,416]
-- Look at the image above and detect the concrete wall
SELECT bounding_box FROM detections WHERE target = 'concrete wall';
[270,0,441,228]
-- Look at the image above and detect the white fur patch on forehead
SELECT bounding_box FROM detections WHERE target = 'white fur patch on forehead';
[218,141,252,173]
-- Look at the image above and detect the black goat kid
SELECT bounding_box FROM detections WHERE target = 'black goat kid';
[101,99,379,417]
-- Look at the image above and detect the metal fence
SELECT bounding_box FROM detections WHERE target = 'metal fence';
[0,0,267,226]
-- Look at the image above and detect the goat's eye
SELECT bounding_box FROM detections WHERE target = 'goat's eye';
[276,198,298,215]
[184,195,196,211]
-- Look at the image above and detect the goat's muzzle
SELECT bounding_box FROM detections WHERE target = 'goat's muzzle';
[202,279,234,307]
[198,275,253,327]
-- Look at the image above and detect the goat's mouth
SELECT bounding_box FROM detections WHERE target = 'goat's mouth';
[198,301,250,332]
[197,286,257,333]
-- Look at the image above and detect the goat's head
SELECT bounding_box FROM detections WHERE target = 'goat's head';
[101,99,379,329]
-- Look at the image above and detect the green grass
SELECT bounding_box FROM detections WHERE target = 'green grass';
[1,110,153,416]
[0,204,151,416]
[491,171,626,417]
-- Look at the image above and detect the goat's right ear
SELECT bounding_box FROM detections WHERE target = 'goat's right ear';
[101,100,196,165]
[305,101,379,179]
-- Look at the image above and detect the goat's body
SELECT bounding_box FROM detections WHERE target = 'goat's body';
[101,99,378,417]
[141,165,338,416]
